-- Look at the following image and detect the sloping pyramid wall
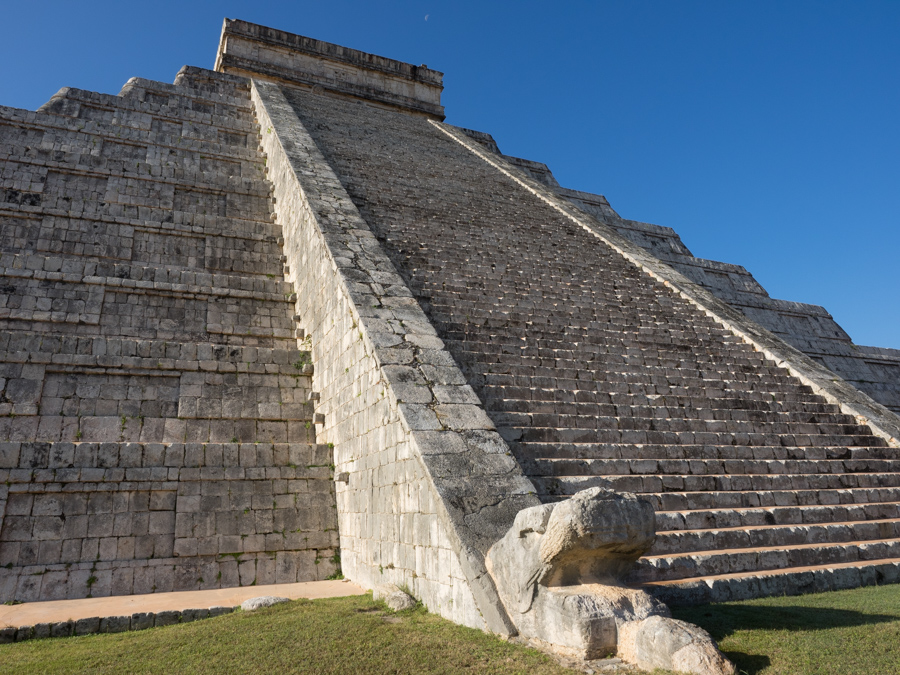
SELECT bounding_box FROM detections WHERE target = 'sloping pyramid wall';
[252,82,537,633]
[0,68,338,602]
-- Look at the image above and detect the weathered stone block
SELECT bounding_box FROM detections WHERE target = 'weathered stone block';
[74,616,100,635]
[50,620,73,638]
[32,622,51,640]
[154,610,181,627]
[131,612,155,631]
[181,608,209,623]
[99,615,131,633]
[618,616,736,675]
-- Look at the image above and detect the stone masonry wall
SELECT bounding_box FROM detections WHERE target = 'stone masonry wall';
[0,68,338,602]
[251,80,538,634]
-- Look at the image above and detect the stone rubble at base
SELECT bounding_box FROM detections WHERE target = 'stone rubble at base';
[0,605,235,644]
[240,595,290,611]
[373,584,418,612]
[0,16,899,674]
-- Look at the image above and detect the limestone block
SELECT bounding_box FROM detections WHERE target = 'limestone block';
[131,612,155,631]
[181,608,209,622]
[99,615,131,633]
[50,620,73,638]
[617,616,736,675]
[74,616,101,635]
[240,595,290,611]
[373,584,417,611]
[154,610,181,627]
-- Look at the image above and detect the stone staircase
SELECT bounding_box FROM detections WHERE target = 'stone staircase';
[281,84,900,603]
[0,68,338,603]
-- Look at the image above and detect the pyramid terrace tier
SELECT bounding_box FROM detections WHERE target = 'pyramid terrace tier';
[0,211,284,278]
[643,558,900,606]
[0,66,338,602]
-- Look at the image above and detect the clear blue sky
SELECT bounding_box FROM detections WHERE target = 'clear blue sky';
[2,1,898,348]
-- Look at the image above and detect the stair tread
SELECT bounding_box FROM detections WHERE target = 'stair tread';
[642,536,900,561]
[640,556,900,587]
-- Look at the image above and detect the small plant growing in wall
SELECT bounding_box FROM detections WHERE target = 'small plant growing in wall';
[86,575,97,598]
[324,553,343,582]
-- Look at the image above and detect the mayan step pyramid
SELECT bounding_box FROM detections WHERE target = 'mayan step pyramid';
[1,17,899,646]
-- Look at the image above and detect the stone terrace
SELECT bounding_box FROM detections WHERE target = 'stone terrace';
[0,68,338,603]
[282,86,900,602]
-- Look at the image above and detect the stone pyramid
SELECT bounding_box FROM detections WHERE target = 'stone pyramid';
[1,17,899,652]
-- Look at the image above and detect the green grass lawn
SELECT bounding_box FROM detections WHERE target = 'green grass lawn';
[0,595,584,675]
[5,585,900,674]
[674,584,900,675]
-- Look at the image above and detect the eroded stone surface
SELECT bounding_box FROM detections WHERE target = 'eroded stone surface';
[486,488,667,659]
[0,66,339,603]
[240,596,290,611]
[618,616,736,675]
[373,585,417,611]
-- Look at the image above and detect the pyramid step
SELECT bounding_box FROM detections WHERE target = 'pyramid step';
[632,537,900,583]
[651,517,900,556]
[0,415,316,444]
[655,500,900,531]
[0,195,276,230]
[479,385,827,407]
[485,399,858,425]
[0,214,284,278]
[520,442,895,462]
[640,557,900,606]
[122,78,254,113]
[524,457,900,477]
[0,207,282,244]
[501,415,875,437]
[641,486,900,511]
[514,427,885,447]
[0,151,272,198]
[532,472,900,497]
[0,266,295,343]
[0,108,265,166]
[2,440,330,472]
[0,253,289,295]
[39,86,257,135]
